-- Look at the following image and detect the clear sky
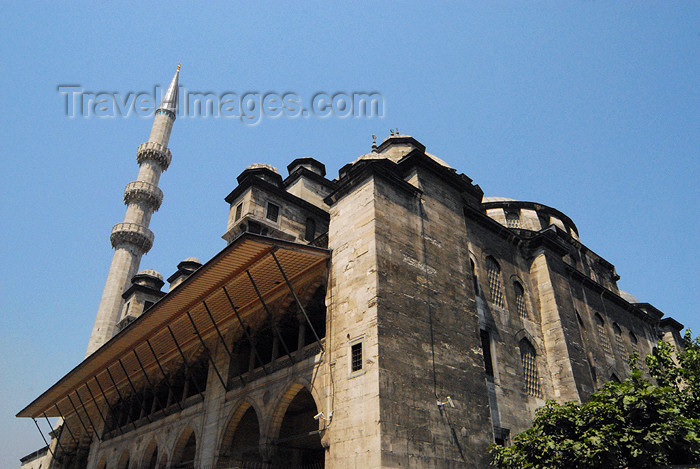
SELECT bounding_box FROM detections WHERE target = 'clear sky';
[1,2,698,466]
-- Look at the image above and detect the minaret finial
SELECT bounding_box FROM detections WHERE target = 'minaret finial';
[372,134,378,152]
[157,65,180,117]
[177,62,181,72]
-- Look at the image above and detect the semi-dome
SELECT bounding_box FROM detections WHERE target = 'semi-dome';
[619,290,640,304]
[482,198,580,239]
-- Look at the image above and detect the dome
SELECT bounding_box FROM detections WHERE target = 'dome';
[619,290,640,304]
[136,269,163,281]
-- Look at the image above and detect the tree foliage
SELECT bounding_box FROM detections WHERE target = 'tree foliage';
[490,331,700,469]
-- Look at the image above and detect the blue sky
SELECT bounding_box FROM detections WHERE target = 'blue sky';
[1,2,698,466]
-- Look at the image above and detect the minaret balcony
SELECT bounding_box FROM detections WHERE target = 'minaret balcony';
[123,180,164,211]
[110,222,154,253]
[136,141,172,171]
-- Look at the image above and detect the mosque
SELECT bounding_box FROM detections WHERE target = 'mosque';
[18,66,685,469]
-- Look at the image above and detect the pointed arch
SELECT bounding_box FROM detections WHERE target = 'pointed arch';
[141,439,159,469]
[269,383,325,467]
[217,400,264,466]
[116,450,130,469]
[269,383,320,439]
[171,426,197,469]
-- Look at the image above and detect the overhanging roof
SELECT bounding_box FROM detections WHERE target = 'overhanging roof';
[17,233,329,422]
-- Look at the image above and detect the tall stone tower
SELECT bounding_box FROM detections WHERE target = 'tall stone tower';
[85,65,180,356]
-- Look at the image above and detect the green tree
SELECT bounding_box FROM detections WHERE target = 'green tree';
[489,331,700,469]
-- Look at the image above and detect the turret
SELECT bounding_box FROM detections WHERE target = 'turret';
[85,65,181,356]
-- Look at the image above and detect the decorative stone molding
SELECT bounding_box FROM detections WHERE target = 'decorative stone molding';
[110,222,154,253]
[136,141,172,171]
[123,180,164,211]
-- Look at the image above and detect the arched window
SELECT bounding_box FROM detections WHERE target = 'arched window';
[612,323,624,354]
[485,257,504,308]
[629,331,638,354]
[505,210,520,228]
[519,339,542,398]
[514,281,528,319]
[595,313,612,354]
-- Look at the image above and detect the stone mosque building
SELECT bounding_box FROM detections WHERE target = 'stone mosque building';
[18,67,685,469]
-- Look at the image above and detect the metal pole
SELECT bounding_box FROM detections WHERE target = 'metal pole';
[53,404,77,443]
[132,349,166,414]
[202,300,246,386]
[83,382,108,434]
[66,394,94,441]
[146,338,183,411]
[105,367,138,431]
[118,359,152,423]
[43,412,68,456]
[93,375,124,435]
[32,418,56,459]
[167,325,205,400]
[246,269,296,364]
[271,251,324,351]
[72,390,101,442]
[222,285,269,375]
[186,311,227,391]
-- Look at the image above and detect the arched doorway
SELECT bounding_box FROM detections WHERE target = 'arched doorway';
[275,387,324,468]
[172,428,197,468]
[218,404,263,467]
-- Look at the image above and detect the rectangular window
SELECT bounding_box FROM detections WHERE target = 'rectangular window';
[351,342,363,372]
[266,203,279,222]
[480,329,494,379]
[304,217,316,242]
[235,203,243,220]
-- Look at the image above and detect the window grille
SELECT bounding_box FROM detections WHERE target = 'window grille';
[629,331,639,356]
[351,342,362,372]
[613,323,625,354]
[514,281,528,319]
[485,257,504,308]
[266,203,279,222]
[595,313,612,354]
[519,339,542,398]
[505,211,520,228]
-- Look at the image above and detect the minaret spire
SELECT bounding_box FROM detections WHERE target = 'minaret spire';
[85,65,181,356]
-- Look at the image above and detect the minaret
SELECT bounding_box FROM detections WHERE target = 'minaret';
[85,65,180,356]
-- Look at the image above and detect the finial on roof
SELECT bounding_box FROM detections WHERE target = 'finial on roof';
[396,128,399,135]
[177,62,181,72]
[372,134,377,152]
[390,129,394,136]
